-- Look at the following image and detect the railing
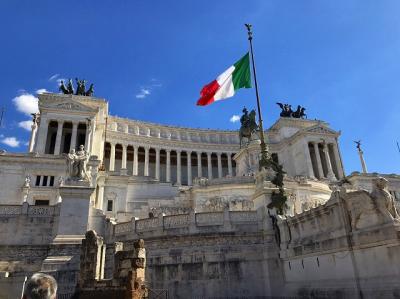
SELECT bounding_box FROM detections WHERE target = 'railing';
[0,205,21,215]
[28,206,57,216]
[0,204,59,217]
[113,210,259,237]
[163,214,189,229]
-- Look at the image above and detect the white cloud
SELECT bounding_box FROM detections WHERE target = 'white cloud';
[230,115,240,123]
[48,74,60,81]
[18,120,32,131]
[12,93,39,116]
[136,88,151,99]
[36,88,48,94]
[135,79,163,99]
[1,137,20,148]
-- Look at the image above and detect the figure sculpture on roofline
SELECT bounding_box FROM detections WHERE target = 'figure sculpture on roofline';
[58,78,94,96]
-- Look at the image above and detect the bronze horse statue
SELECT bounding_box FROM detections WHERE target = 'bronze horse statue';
[239,108,259,148]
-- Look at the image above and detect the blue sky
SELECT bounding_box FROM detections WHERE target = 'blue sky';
[0,1,399,174]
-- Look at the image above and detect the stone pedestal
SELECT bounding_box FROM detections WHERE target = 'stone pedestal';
[234,139,262,177]
[54,184,95,244]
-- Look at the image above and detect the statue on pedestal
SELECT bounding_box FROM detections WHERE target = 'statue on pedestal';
[66,145,90,182]
[239,107,259,148]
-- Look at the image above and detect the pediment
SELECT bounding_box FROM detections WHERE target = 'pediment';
[305,125,338,135]
[40,99,97,113]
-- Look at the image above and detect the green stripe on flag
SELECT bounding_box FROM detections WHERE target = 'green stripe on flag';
[232,52,252,90]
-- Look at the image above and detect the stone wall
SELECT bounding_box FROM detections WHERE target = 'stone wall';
[278,187,400,299]
[109,210,284,298]
[0,203,59,245]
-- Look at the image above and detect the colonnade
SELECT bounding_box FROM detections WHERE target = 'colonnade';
[33,119,91,155]
[104,142,236,186]
[306,141,343,180]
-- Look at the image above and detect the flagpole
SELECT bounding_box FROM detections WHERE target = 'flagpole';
[245,24,269,168]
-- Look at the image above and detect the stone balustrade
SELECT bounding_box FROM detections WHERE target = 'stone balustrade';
[107,117,240,145]
[0,205,22,215]
[112,210,260,239]
[0,204,59,217]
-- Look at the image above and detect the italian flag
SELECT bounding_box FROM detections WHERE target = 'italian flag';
[197,53,252,106]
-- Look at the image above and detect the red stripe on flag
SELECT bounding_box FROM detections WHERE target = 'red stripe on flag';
[196,80,220,106]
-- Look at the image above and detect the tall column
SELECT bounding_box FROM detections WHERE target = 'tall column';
[144,147,150,176]
[227,153,233,176]
[133,146,138,175]
[332,143,345,178]
[54,121,64,155]
[166,150,171,182]
[84,120,92,152]
[322,142,336,181]
[121,144,127,169]
[29,121,38,153]
[96,182,105,210]
[207,152,212,180]
[187,151,192,186]
[176,150,181,185]
[109,142,116,171]
[304,141,315,179]
[70,121,78,151]
[358,149,368,174]
[36,118,49,154]
[155,148,160,180]
[197,152,202,178]
[313,142,324,179]
[217,153,223,178]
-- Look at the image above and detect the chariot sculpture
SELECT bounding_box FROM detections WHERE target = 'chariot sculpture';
[59,78,94,96]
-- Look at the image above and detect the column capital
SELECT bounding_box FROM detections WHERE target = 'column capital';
[186,150,192,155]
[207,152,212,157]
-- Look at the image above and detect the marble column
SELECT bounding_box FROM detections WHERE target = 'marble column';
[227,153,233,176]
[176,151,181,185]
[36,119,49,154]
[322,142,336,181]
[54,121,64,155]
[217,153,223,178]
[144,147,150,176]
[28,121,38,153]
[358,149,368,174]
[304,141,315,179]
[121,144,127,169]
[155,148,160,180]
[84,120,92,152]
[197,152,202,178]
[133,146,138,176]
[313,142,324,179]
[187,151,192,186]
[70,121,78,151]
[96,182,105,210]
[109,143,116,171]
[207,152,212,180]
[332,142,345,178]
[166,150,171,182]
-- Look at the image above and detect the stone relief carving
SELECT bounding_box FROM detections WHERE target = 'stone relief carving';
[194,177,209,186]
[201,196,253,212]
[343,177,400,230]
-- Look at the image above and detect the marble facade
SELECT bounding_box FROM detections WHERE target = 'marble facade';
[1,93,400,298]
